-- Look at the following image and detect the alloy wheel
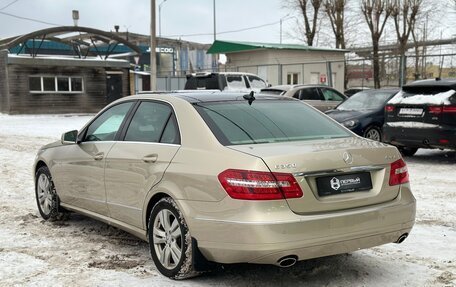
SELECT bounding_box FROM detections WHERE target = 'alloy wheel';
[365,128,381,141]
[37,173,54,216]
[152,209,182,270]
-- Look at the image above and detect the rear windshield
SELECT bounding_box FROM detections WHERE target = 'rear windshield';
[260,89,285,96]
[185,75,219,90]
[194,100,350,145]
[402,85,454,97]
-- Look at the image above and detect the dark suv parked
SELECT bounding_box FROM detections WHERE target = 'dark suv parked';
[383,79,456,156]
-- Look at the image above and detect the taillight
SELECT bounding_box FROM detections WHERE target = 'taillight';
[429,105,456,114]
[443,105,456,113]
[385,105,395,113]
[389,159,409,186]
[218,169,303,200]
[429,106,442,114]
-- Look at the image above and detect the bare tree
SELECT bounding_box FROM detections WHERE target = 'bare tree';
[294,0,323,46]
[361,0,393,88]
[390,0,422,85]
[323,0,347,49]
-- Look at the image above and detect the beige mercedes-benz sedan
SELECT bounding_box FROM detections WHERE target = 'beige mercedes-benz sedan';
[34,92,416,279]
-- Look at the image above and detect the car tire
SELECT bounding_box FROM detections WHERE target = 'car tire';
[35,166,66,220]
[148,197,200,279]
[363,125,382,142]
[398,147,418,157]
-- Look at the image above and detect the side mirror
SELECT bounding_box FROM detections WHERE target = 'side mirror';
[61,130,78,144]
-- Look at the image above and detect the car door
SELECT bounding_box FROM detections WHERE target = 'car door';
[104,101,181,229]
[320,87,347,111]
[293,87,326,111]
[52,101,135,216]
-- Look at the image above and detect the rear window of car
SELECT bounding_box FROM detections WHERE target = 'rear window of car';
[402,85,455,97]
[185,75,219,90]
[388,85,456,105]
[260,89,285,96]
[194,100,350,145]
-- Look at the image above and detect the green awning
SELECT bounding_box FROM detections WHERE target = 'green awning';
[207,40,348,54]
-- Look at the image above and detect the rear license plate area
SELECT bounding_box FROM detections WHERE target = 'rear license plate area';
[316,172,372,197]
[399,108,424,117]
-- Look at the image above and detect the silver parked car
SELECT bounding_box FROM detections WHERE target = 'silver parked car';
[34,92,415,279]
[261,84,347,112]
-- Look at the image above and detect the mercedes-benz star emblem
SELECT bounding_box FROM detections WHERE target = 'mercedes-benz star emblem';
[343,152,353,164]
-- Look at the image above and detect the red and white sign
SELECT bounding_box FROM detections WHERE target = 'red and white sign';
[320,74,327,83]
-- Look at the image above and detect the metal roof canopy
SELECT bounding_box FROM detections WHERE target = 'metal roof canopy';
[0,26,142,59]
[207,40,348,54]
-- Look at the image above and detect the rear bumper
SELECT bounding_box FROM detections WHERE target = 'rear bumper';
[179,186,416,265]
[383,123,456,149]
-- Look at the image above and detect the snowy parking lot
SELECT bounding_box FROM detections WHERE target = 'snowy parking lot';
[0,114,455,287]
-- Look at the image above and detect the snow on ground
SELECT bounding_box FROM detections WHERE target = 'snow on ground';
[0,114,455,287]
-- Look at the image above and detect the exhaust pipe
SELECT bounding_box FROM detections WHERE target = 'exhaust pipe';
[276,256,298,268]
[395,233,408,244]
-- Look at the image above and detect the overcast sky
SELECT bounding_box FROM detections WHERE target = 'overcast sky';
[0,0,454,47]
[0,0,293,43]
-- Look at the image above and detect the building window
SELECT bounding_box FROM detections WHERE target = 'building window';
[29,77,41,91]
[287,73,299,85]
[57,77,70,91]
[29,76,84,93]
[43,77,56,91]
[71,78,83,92]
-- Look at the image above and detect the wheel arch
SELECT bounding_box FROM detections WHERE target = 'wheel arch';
[363,122,382,134]
[34,160,48,181]
[144,192,171,233]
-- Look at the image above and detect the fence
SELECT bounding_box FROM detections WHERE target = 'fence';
[346,53,456,88]
[157,76,186,91]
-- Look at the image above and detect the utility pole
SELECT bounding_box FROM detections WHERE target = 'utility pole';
[280,18,283,44]
[213,0,216,41]
[150,0,157,91]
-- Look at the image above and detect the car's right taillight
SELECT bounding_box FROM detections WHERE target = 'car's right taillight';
[385,105,395,113]
[443,105,456,113]
[218,169,303,200]
[429,105,456,114]
[389,159,409,186]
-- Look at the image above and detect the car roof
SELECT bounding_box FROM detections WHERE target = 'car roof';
[361,88,400,94]
[404,78,456,88]
[187,72,261,77]
[263,84,336,91]
[118,92,292,104]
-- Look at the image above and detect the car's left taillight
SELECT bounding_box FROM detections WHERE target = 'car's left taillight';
[389,159,409,186]
[218,169,303,200]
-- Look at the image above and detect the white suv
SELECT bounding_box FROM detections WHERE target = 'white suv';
[184,72,268,92]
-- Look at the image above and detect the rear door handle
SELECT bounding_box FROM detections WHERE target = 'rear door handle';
[93,152,104,161]
[143,154,158,163]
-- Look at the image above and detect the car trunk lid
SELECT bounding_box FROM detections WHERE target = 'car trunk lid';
[228,137,402,214]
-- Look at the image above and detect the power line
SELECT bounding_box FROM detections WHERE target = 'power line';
[0,0,19,11]
[0,10,60,26]
[163,16,295,38]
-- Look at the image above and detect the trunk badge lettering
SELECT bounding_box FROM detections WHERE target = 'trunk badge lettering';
[274,163,297,170]
[343,152,353,165]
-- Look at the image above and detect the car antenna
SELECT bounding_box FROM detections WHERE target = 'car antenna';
[243,91,256,105]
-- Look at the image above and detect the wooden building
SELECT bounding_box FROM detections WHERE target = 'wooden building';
[0,51,130,114]
[0,26,141,114]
